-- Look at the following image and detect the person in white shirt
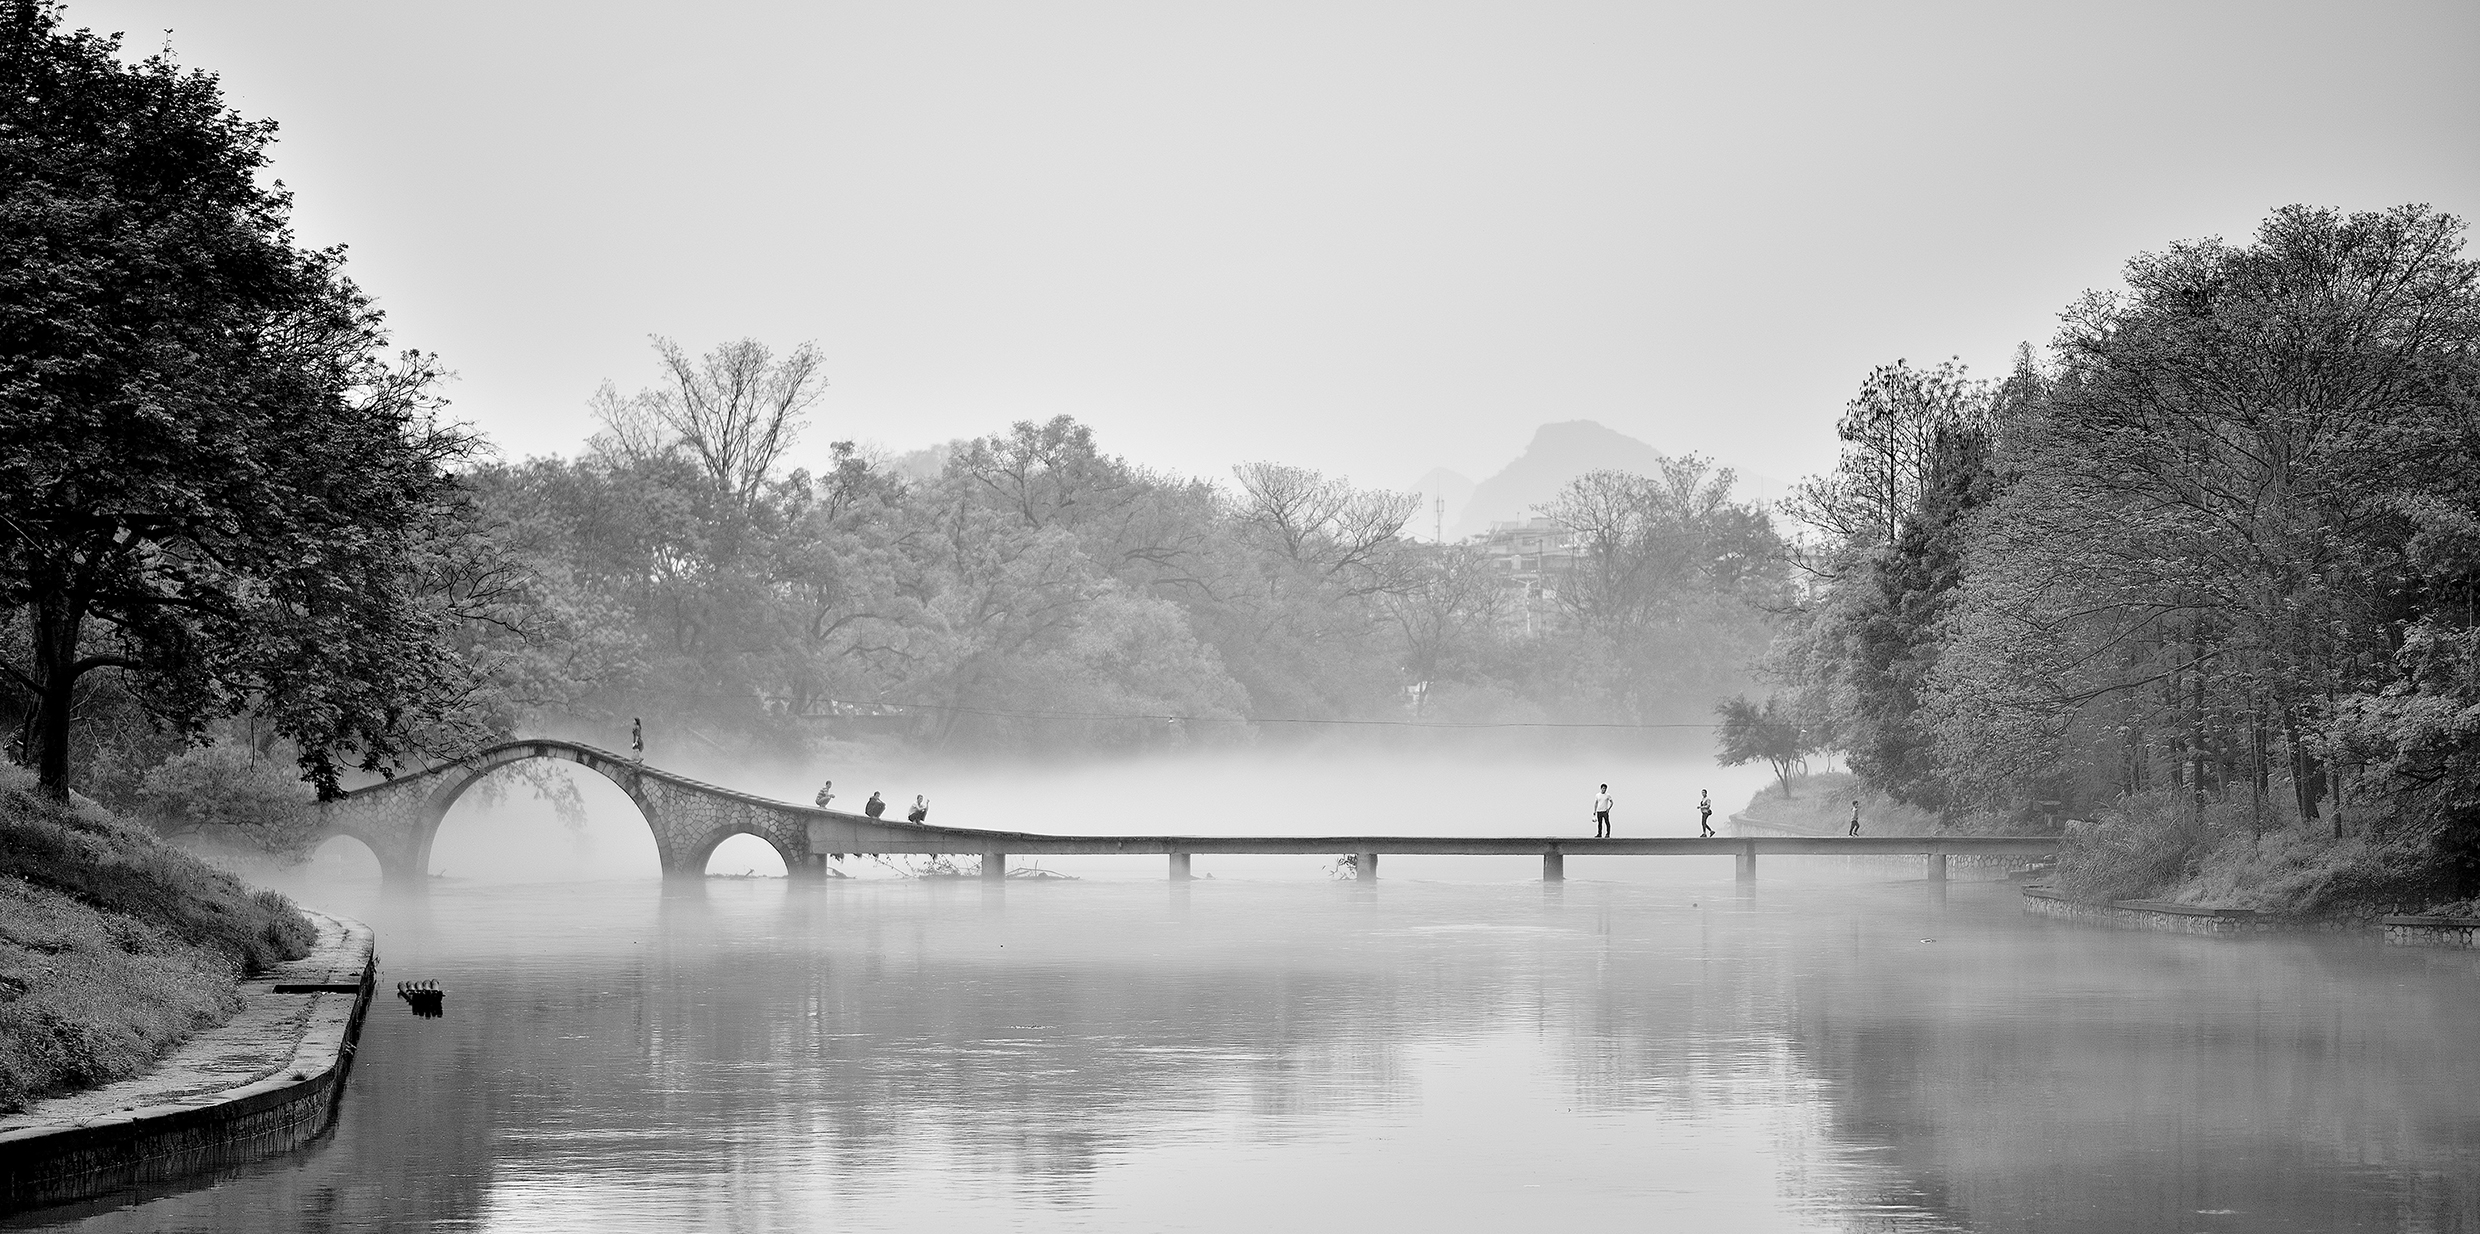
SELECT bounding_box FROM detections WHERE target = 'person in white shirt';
[1593,785,1614,838]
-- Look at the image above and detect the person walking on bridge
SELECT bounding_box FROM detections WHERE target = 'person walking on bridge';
[630,718,643,762]
[1593,784,1614,838]
[865,791,886,820]
[1698,789,1714,837]
[1848,799,1862,837]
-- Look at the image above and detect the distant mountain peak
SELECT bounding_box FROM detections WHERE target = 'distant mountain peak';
[1449,421,1669,538]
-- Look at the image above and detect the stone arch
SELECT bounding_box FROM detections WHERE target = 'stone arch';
[320,739,820,890]
[321,741,661,891]
[683,824,795,875]
[410,745,660,878]
[302,830,387,880]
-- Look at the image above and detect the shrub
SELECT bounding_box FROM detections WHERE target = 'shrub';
[135,741,321,856]
[2055,792,2213,903]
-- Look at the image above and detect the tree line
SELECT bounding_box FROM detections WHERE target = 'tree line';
[453,359,1788,764]
[1758,204,2480,902]
[1,5,1789,815]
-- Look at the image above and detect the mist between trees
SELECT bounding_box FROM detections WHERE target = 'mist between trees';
[451,384,1790,759]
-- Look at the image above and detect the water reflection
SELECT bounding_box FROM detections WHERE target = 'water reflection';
[18,878,2480,1233]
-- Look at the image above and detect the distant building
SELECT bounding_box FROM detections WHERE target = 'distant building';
[1479,518,1580,593]
[1475,517,1582,634]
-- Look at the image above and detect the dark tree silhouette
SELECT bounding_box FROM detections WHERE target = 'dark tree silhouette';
[1715,694,1816,798]
[1,7,498,797]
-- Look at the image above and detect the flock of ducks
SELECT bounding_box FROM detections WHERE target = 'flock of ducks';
[395,980,446,1019]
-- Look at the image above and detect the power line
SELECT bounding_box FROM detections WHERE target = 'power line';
[780,696,1787,731]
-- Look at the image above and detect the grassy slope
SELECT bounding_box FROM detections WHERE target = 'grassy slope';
[0,763,316,1114]
[1735,770,1940,835]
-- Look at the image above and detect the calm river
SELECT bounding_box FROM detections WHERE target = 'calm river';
[18,867,2479,1232]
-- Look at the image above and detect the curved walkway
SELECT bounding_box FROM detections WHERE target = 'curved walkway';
[0,911,377,1215]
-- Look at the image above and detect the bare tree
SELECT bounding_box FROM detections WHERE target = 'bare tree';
[641,337,828,511]
[585,379,673,465]
[1231,462,1420,595]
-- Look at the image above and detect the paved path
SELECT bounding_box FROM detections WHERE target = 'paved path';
[0,911,370,1136]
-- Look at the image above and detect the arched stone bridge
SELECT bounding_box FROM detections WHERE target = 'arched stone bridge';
[316,738,950,888]
[319,737,2062,891]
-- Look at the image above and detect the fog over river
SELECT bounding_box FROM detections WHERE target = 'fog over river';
[19,752,2480,1233]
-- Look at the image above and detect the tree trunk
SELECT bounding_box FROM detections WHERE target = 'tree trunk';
[2282,710,2324,827]
[2189,651,2207,812]
[30,584,86,800]
[2250,710,2267,840]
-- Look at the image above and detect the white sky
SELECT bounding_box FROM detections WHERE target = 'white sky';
[64,0,2480,491]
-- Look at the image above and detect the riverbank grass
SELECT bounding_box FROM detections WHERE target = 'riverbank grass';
[2058,791,2458,916]
[0,763,315,1113]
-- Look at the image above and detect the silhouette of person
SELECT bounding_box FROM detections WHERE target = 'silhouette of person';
[1849,799,1862,837]
[865,791,886,820]
[906,795,929,824]
[1698,789,1714,837]
[814,780,835,809]
[630,717,643,761]
[1593,784,1614,839]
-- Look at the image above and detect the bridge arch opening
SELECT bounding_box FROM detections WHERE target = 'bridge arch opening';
[704,833,788,878]
[428,759,661,882]
[303,833,383,883]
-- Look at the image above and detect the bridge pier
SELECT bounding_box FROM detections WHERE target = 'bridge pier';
[1542,852,1564,882]
[982,851,1007,882]
[1928,852,1947,883]
[1169,852,1193,881]
[1735,843,1757,883]
[1357,851,1378,882]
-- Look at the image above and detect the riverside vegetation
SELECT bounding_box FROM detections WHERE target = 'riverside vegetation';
[1740,205,2480,920]
[0,763,313,1114]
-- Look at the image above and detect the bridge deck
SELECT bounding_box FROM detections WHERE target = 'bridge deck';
[802,826,2060,858]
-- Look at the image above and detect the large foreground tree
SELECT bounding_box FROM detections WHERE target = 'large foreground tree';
[1,6,497,798]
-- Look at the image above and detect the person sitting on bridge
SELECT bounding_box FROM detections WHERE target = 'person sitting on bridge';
[1593,784,1614,838]
[1848,799,1862,836]
[865,791,886,819]
[906,795,929,823]
[814,780,835,808]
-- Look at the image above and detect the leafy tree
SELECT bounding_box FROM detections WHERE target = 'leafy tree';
[1836,420,2002,809]
[1927,205,2480,829]
[0,8,502,797]
[1714,694,1817,798]
[1534,457,1788,722]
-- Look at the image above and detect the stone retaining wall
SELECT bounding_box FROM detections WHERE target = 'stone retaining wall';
[2022,887,2475,948]
[2380,914,2480,949]
[2020,887,2276,934]
[0,910,377,1215]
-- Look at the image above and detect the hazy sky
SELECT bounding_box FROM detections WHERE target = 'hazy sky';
[66,0,2480,492]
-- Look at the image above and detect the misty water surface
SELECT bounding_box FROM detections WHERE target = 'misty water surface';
[18,752,2480,1233]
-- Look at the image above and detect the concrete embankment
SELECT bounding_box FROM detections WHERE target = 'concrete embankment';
[0,910,376,1215]
[2021,886,2479,948]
